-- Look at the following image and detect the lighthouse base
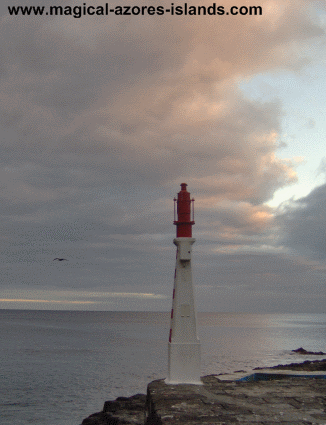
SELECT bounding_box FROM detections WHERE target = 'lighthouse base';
[166,342,202,385]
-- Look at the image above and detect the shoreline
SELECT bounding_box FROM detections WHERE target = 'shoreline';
[81,356,326,425]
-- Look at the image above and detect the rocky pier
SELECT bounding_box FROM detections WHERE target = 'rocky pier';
[81,359,326,425]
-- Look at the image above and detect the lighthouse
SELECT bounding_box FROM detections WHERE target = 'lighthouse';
[166,183,201,385]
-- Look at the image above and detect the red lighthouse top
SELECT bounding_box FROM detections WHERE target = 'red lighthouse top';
[174,183,195,237]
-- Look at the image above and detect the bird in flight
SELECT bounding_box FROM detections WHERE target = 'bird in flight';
[53,258,68,261]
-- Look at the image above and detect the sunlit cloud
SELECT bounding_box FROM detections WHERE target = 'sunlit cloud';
[84,292,168,299]
[0,299,95,304]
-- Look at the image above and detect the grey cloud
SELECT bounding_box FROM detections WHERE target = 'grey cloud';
[194,252,326,312]
[278,182,326,259]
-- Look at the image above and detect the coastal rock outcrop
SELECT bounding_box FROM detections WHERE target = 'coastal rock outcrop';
[267,358,326,371]
[81,357,326,425]
[81,393,146,425]
[292,347,326,355]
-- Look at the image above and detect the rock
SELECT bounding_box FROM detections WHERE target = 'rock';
[272,358,326,371]
[254,358,326,371]
[81,394,146,425]
[292,347,326,355]
[81,412,120,425]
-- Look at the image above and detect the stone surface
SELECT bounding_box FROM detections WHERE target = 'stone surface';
[145,375,326,424]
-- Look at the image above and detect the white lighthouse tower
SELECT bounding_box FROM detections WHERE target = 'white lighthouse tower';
[166,183,201,385]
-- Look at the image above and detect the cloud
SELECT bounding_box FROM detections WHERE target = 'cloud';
[0,0,325,310]
[278,182,326,259]
[194,251,326,312]
[0,298,95,304]
[0,289,168,311]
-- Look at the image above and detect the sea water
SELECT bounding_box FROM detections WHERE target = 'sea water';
[1,310,326,425]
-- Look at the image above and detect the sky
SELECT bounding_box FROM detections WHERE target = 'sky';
[0,0,326,312]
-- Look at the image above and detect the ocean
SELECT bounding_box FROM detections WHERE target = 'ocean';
[1,310,326,425]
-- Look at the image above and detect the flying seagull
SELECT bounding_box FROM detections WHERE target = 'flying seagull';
[53,258,68,261]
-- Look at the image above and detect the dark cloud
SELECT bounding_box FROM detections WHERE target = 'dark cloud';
[278,183,326,259]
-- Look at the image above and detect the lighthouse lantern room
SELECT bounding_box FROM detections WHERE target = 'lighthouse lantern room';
[166,183,202,385]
